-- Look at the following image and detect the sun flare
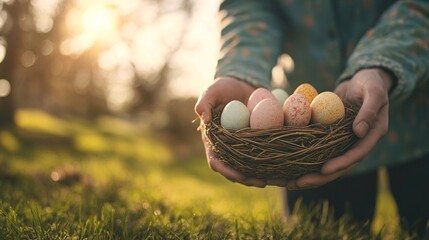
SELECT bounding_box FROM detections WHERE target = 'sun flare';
[82,6,118,37]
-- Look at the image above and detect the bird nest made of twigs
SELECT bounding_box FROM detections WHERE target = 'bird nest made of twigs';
[200,105,359,180]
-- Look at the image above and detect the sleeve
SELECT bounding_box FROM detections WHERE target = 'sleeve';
[338,0,429,102]
[214,0,285,89]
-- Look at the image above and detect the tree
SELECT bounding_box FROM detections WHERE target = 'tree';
[0,0,196,124]
[0,1,22,127]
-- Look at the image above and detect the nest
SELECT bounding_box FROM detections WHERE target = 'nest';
[200,105,359,180]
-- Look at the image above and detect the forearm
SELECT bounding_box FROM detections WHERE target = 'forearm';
[338,0,429,102]
[216,0,285,89]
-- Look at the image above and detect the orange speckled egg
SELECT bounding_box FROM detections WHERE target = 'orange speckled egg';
[294,83,318,104]
[247,88,277,112]
[250,98,284,129]
[310,91,345,125]
[282,93,311,127]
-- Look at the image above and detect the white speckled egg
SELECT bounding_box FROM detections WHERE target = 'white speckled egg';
[310,91,345,125]
[250,98,284,129]
[282,93,311,127]
[271,88,289,105]
[247,88,277,112]
[221,100,250,130]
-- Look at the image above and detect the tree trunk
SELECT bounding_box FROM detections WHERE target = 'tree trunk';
[0,89,14,126]
[0,2,21,127]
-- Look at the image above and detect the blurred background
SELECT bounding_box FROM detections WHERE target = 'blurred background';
[0,0,221,157]
[0,0,220,118]
[0,0,286,224]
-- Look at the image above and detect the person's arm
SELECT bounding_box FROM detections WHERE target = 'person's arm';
[287,0,429,190]
[339,0,429,102]
[195,0,285,187]
[215,0,285,90]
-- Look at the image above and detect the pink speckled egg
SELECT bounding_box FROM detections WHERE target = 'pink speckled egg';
[282,93,311,127]
[250,98,284,129]
[310,91,345,125]
[247,88,277,112]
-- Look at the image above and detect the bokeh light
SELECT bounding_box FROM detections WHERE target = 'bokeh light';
[0,79,11,97]
[21,51,36,67]
[0,40,6,63]
[82,5,119,42]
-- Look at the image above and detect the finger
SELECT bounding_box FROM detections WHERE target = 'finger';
[353,87,387,138]
[321,131,378,174]
[287,164,355,190]
[241,178,267,188]
[208,157,243,182]
[202,133,258,185]
[333,81,348,100]
[195,90,215,124]
[321,106,387,174]
[265,179,288,187]
[206,151,267,187]
[210,159,267,187]
[210,158,267,187]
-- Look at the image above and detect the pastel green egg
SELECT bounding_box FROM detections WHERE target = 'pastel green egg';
[221,100,250,130]
[271,88,289,105]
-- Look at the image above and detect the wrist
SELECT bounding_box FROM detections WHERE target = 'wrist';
[372,68,397,94]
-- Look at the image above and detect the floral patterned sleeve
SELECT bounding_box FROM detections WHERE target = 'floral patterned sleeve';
[338,0,429,102]
[215,0,284,89]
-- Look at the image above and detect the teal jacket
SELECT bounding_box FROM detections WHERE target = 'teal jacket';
[215,0,429,174]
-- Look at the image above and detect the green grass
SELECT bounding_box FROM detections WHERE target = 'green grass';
[0,109,416,239]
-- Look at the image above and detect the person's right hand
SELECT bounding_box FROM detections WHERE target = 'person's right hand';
[195,77,255,124]
[195,77,280,187]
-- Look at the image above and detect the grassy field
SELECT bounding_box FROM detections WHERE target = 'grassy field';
[0,109,416,239]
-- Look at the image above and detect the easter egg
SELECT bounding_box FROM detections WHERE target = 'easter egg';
[310,91,345,125]
[294,83,318,104]
[271,88,289,105]
[247,88,277,112]
[250,98,284,129]
[221,100,250,130]
[282,93,311,127]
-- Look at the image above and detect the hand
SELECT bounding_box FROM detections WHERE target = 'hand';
[287,68,393,190]
[195,77,286,187]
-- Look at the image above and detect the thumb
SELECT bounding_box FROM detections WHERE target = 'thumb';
[194,90,215,124]
[353,93,386,138]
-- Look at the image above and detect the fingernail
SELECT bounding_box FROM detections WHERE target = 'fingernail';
[356,121,369,138]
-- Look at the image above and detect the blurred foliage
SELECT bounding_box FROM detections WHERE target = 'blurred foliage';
[0,0,195,125]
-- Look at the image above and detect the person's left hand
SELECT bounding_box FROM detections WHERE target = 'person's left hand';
[286,68,393,190]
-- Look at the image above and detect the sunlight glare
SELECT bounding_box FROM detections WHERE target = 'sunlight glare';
[30,0,59,33]
[82,6,118,38]
[60,35,94,56]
